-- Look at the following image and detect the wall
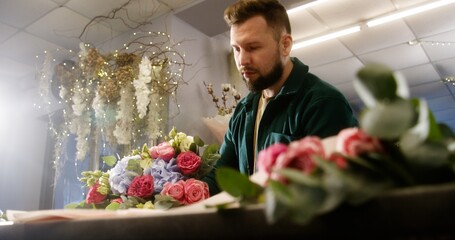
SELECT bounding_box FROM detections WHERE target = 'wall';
[167,15,233,144]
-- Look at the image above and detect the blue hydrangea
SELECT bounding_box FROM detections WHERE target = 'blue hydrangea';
[146,158,185,194]
[108,155,142,195]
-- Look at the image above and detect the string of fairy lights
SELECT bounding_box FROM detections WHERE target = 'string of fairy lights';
[35,31,188,185]
[443,76,455,86]
[407,39,455,87]
[407,39,455,46]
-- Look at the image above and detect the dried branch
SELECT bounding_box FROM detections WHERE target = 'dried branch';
[78,0,160,41]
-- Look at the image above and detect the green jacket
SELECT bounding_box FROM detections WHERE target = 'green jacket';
[204,57,358,196]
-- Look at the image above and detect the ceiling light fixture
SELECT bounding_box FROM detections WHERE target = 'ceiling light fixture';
[292,26,361,50]
[366,0,455,27]
[289,0,454,50]
[287,0,328,14]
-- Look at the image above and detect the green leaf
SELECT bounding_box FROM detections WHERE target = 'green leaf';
[139,158,152,170]
[360,99,415,139]
[267,179,327,225]
[359,152,414,186]
[402,140,449,168]
[125,159,143,175]
[64,202,82,209]
[193,136,205,146]
[189,142,198,153]
[202,144,220,157]
[399,98,431,150]
[314,156,392,205]
[312,158,350,212]
[169,127,177,138]
[288,185,326,225]
[139,144,152,159]
[264,182,291,224]
[102,155,117,167]
[345,155,384,174]
[427,108,443,141]
[201,144,221,164]
[204,200,239,210]
[139,201,155,209]
[356,63,398,101]
[193,144,220,179]
[438,123,455,139]
[275,168,320,187]
[266,180,294,206]
[216,167,263,199]
[154,195,181,210]
[106,202,120,210]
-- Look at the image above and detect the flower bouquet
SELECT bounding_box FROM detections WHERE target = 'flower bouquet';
[214,63,455,225]
[66,127,220,210]
[202,82,242,143]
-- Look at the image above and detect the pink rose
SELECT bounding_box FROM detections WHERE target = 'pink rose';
[161,180,186,204]
[177,151,201,175]
[328,153,348,169]
[336,127,382,157]
[149,142,175,161]
[127,175,154,199]
[86,182,107,204]
[111,198,123,204]
[273,136,325,182]
[183,178,209,205]
[257,143,288,176]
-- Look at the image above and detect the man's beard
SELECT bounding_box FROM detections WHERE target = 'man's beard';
[243,57,284,93]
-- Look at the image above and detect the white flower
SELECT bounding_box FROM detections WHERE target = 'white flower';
[39,52,52,111]
[169,132,194,152]
[114,85,135,144]
[179,135,194,152]
[92,91,106,121]
[79,42,88,60]
[75,112,91,160]
[221,83,231,91]
[134,56,152,119]
[147,92,165,141]
[230,87,239,96]
[59,87,68,100]
[72,86,88,117]
[139,57,152,77]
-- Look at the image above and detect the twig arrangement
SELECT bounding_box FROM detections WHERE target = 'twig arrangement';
[38,0,192,171]
[203,81,241,116]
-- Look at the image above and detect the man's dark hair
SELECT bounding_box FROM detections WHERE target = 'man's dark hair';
[224,0,291,41]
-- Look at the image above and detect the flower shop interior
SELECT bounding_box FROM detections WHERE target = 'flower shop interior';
[1,0,455,238]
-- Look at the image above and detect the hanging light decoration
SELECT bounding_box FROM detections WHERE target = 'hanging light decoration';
[442,76,455,86]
